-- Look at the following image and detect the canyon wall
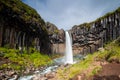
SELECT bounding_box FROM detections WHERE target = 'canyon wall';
[46,22,65,54]
[45,7,120,55]
[0,0,120,55]
[0,0,65,54]
[0,0,51,54]
[71,7,120,55]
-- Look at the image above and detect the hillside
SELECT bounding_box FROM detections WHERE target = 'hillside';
[52,37,120,80]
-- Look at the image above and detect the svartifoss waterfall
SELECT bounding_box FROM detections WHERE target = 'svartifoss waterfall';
[65,31,73,64]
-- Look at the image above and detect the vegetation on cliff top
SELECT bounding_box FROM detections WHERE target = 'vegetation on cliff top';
[0,0,48,34]
[56,37,120,80]
[76,7,120,29]
[0,0,41,22]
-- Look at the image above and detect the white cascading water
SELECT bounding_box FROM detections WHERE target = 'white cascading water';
[65,31,73,64]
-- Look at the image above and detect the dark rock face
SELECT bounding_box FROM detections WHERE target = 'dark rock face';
[71,8,120,54]
[46,22,65,54]
[46,22,65,44]
[0,0,119,55]
[0,0,51,54]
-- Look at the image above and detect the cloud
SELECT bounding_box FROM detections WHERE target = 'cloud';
[22,0,120,30]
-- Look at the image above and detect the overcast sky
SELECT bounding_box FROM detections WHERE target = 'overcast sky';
[22,0,120,30]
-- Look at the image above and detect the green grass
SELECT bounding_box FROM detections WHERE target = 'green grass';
[56,38,120,80]
[88,66,102,77]
[56,53,99,80]
[97,39,120,62]
[0,47,52,71]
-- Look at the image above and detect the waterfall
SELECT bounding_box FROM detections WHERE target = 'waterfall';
[65,31,73,64]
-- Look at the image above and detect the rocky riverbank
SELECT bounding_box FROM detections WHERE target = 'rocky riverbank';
[0,60,48,80]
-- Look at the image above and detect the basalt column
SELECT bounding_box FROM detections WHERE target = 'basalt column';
[0,26,3,46]
[9,28,15,48]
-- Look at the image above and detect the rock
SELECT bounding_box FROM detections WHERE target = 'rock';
[64,63,70,67]
[31,67,35,71]
[10,74,18,80]
[0,0,51,54]
[32,74,47,80]
[98,47,104,52]
[101,61,108,65]
[24,68,30,74]
[44,72,56,79]
[77,75,82,80]
[32,74,40,80]
[1,74,10,80]
[9,71,16,76]
[46,22,58,35]
[70,8,120,55]
[119,75,120,78]
[59,65,65,69]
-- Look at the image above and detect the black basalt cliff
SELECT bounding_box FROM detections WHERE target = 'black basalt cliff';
[0,0,120,55]
[46,22,65,54]
[0,0,51,54]
[71,7,120,54]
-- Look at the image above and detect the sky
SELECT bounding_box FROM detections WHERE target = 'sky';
[22,0,120,30]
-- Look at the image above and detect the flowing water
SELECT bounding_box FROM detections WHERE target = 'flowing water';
[64,31,73,64]
[15,55,84,80]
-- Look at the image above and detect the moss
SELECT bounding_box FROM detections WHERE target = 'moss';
[0,0,48,35]
[115,7,120,12]
[0,47,52,70]
[54,29,59,34]
[0,64,8,70]
[92,66,101,75]
[78,23,91,29]
[0,0,40,19]
[87,66,102,79]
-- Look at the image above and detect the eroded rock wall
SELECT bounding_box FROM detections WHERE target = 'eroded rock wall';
[71,8,120,55]
[0,0,51,54]
[46,22,65,54]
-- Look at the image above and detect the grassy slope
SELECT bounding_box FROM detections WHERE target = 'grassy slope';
[56,37,120,80]
[0,48,53,71]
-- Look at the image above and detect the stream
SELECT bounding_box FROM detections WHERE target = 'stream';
[9,54,84,80]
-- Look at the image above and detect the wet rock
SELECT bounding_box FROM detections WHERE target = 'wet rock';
[59,65,65,69]
[32,74,47,80]
[10,74,19,80]
[44,72,56,79]
[9,71,16,76]
[64,63,70,67]
[77,75,82,80]
[32,74,41,80]
[24,68,30,74]
[1,74,10,80]
[31,66,35,71]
